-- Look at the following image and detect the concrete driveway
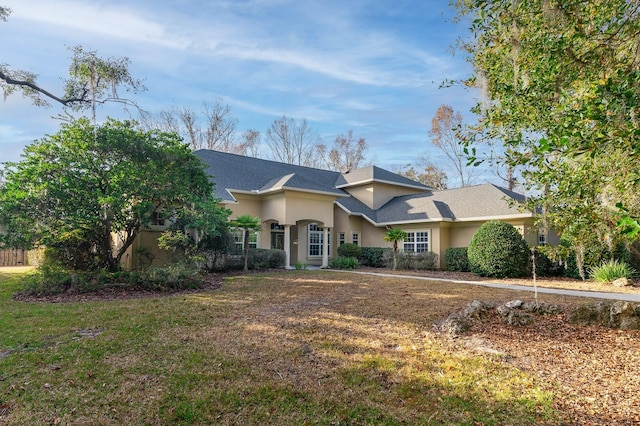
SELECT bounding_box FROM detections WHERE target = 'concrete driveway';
[343,270,640,303]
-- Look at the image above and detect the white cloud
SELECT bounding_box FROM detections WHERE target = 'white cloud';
[7,0,190,49]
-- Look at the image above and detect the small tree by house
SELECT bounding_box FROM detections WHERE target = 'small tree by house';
[231,215,261,272]
[384,228,407,270]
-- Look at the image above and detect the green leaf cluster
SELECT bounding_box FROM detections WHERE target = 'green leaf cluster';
[455,0,640,270]
[0,118,227,271]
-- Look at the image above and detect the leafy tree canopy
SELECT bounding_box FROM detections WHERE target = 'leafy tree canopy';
[454,0,640,267]
[0,118,226,271]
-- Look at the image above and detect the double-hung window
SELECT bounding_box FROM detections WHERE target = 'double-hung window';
[235,231,258,251]
[403,231,429,253]
[351,233,360,246]
[308,223,329,256]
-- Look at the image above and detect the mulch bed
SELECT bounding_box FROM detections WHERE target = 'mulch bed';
[467,311,640,425]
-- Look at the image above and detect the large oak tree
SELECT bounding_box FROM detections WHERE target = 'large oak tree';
[0,119,227,271]
[454,0,640,270]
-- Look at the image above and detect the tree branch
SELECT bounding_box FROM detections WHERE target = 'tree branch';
[0,69,88,107]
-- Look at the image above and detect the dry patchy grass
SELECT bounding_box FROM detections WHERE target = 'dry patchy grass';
[1,269,637,425]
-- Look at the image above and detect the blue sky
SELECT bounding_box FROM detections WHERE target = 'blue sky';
[0,0,487,185]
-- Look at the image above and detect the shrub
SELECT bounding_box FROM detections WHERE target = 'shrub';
[444,247,469,272]
[589,259,636,283]
[294,262,308,270]
[226,249,285,270]
[130,264,203,291]
[468,221,530,278]
[383,251,439,270]
[337,243,362,258]
[331,256,359,269]
[359,247,387,268]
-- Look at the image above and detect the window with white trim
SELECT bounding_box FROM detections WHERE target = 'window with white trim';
[234,230,258,251]
[338,232,346,246]
[403,231,429,253]
[308,223,330,256]
[351,233,360,246]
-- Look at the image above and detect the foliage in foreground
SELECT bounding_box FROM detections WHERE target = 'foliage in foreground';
[19,264,204,296]
[454,0,640,279]
[468,221,530,278]
[0,118,228,272]
[589,259,636,283]
[0,270,563,425]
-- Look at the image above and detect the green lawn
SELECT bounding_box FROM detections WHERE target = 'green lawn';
[0,268,583,425]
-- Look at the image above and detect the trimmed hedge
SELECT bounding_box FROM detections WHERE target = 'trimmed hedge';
[382,250,439,270]
[359,247,387,267]
[337,243,362,258]
[226,248,285,270]
[468,221,530,278]
[444,247,470,272]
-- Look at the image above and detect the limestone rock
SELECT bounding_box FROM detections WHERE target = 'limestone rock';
[612,277,629,287]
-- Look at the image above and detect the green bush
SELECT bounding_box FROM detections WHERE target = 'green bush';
[226,249,285,270]
[331,256,359,269]
[468,221,530,278]
[589,259,636,283]
[130,264,203,291]
[19,263,205,296]
[444,247,469,272]
[383,251,439,270]
[359,247,387,268]
[337,243,362,258]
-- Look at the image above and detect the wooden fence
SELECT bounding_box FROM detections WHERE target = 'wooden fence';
[0,249,29,266]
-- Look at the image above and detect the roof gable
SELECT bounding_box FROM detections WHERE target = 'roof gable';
[335,165,431,191]
[194,150,346,202]
[336,183,531,225]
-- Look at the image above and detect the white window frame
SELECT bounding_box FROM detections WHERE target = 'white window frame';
[338,232,346,246]
[234,230,258,251]
[402,231,429,253]
[308,223,330,257]
[351,233,360,246]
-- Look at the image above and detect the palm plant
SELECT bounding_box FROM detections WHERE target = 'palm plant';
[384,228,407,270]
[231,215,261,272]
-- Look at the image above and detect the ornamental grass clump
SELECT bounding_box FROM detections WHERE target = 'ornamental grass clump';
[589,259,636,283]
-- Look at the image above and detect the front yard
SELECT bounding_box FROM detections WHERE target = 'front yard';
[1,267,638,424]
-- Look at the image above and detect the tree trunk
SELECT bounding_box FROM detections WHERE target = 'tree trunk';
[243,229,250,272]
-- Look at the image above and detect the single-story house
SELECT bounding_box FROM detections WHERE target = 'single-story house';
[125,150,555,269]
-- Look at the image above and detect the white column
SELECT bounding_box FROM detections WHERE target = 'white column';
[321,227,329,268]
[284,225,291,269]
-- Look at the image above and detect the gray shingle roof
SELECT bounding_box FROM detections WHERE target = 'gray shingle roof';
[336,183,531,224]
[335,165,431,190]
[194,150,346,202]
[194,151,529,225]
